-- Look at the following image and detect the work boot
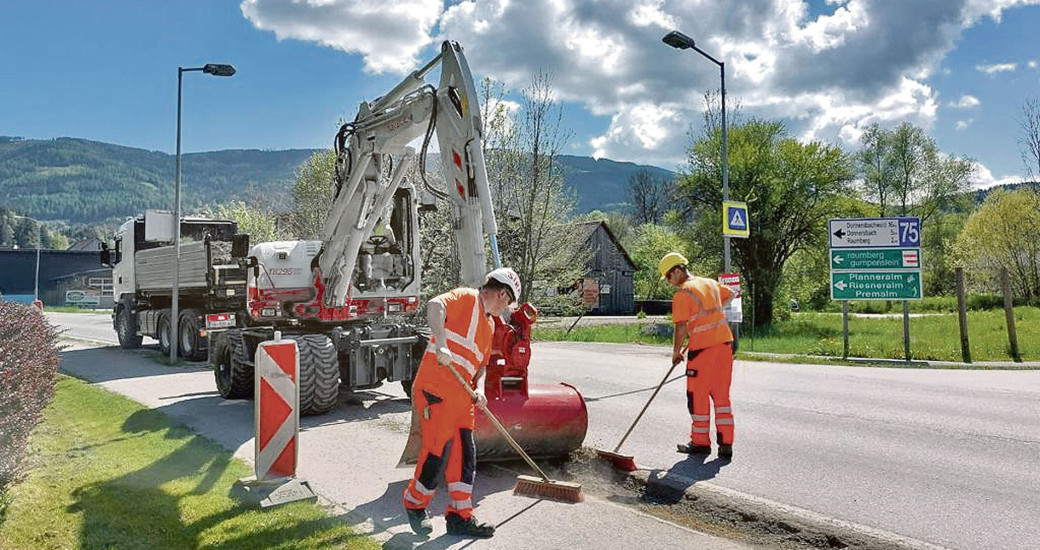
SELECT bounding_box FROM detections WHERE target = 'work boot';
[406,508,432,536]
[717,434,733,458]
[677,443,711,454]
[445,513,495,538]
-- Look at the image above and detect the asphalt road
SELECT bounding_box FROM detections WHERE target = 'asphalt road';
[50,312,1040,549]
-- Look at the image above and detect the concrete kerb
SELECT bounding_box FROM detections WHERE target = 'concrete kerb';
[626,467,951,550]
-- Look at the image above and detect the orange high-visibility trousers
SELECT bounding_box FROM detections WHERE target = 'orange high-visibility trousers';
[402,376,477,519]
[685,341,734,447]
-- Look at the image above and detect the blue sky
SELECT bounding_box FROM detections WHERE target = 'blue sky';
[2,0,1038,188]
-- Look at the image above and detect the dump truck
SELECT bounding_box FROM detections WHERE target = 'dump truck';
[102,212,250,361]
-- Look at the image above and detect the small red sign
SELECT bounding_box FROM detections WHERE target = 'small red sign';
[718,272,741,298]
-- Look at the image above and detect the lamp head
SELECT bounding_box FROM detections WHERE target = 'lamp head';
[203,64,236,77]
[662,30,696,50]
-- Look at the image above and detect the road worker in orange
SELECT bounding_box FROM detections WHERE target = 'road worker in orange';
[660,252,737,458]
[403,267,522,538]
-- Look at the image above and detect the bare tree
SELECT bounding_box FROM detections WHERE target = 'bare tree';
[483,72,586,304]
[628,170,669,224]
[1019,97,1040,180]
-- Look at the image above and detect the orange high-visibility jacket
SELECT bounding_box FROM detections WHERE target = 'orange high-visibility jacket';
[423,288,494,387]
[672,277,734,351]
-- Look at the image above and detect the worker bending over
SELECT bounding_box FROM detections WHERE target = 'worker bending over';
[403,267,522,538]
[660,253,737,458]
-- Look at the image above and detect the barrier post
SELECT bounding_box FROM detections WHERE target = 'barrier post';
[235,332,316,507]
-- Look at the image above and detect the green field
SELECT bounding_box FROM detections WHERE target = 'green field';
[0,377,378,550]
[533,308,1040,363]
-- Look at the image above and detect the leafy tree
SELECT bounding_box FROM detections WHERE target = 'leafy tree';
[627,223,693,300]
[206,200,283,244]
[855,122,896,216]
[953,188,1040,299]
[677,119,853,327]
[290,149,337,239]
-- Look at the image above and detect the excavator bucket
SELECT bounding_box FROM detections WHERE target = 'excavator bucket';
[476,382,588,460]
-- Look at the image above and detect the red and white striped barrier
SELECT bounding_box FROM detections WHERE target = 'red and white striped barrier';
[254,335,299,480]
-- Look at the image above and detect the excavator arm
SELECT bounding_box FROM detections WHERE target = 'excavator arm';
[319,40,501,307]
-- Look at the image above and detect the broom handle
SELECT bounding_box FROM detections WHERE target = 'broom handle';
[445,363,553,482]
[613,356,684,453]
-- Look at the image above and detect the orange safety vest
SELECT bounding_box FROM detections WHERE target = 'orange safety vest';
[422,288,493,386]
[672,277,733,351]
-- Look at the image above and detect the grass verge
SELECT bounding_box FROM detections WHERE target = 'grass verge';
[0,376,378,550]
[533,307,1040,363]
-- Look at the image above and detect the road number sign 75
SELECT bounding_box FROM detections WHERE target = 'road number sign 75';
[898,218,920,247]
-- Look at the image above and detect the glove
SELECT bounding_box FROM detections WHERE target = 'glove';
[436,346,453,366]
[472,388,487,407]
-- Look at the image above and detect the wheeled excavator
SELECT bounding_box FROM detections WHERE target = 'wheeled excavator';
[207,41,587,459]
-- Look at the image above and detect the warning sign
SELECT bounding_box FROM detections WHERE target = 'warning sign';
[722,201,750,238]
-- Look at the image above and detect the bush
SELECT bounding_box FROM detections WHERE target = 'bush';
[0,301,61,511]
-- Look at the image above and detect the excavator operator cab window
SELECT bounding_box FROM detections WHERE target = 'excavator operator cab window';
[355,189,414,292]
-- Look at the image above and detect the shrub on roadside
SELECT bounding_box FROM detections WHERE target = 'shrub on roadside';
[0,301,61,515]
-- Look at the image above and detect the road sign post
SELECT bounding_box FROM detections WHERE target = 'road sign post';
[829,217,922,362]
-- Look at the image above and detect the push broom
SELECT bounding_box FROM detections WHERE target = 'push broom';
[595,356,684,471]
[446,363,584,503]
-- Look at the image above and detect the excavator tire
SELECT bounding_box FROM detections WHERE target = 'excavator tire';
[297,334,340,415]
[214,330,254,399]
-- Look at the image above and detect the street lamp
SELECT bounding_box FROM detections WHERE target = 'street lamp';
[13,214,42,304]
[662,30,731,273]
[171,63,236,363]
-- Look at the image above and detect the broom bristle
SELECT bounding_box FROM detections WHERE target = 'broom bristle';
[595,449,638,472]
[513,475,584,503]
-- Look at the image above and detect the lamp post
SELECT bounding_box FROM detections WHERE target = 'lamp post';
[662,30,731,273]
[13,214,42,304]
[171,63,236,364]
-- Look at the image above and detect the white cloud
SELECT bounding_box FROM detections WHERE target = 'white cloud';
[955,119,973,130]
[970,161,1025,190]
[976,62,1017,74]
[238,0,1040,169]
[949,95,981,108]
[240,0,441,74]
[1029,60,1039,69]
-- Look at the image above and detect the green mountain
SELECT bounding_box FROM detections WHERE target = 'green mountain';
[0,136,673,227]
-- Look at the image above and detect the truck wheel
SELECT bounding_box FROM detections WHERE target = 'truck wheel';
[157,312,173,357]
[297,334,340,415]
[214,330,254,399]
[115,306,143,349]
[178,309,207,362]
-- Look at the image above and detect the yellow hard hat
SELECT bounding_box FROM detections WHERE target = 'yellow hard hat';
[658,252,688,279]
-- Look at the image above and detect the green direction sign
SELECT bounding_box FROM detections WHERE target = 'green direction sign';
[830,248,920,270]
[831,271,922,300]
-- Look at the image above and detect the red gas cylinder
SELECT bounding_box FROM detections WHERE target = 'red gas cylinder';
[476,303,588,460]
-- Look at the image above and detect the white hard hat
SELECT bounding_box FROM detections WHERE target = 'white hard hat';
[485,267,522,302]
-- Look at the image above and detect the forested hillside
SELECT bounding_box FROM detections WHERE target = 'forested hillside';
[0,136,313,225]
[0,136,675,227]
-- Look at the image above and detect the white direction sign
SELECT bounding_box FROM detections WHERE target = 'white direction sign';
[829,217,920,249]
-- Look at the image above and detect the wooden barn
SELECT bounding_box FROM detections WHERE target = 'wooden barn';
[574,220,636,315]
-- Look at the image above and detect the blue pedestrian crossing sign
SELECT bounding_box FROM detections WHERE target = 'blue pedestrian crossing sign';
[722,201,750,238]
